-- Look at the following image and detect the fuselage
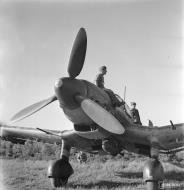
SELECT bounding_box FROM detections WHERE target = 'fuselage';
[54,77,184,155]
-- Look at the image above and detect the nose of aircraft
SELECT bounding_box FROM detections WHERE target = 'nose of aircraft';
[55,79,63,89]
[54,77,87,109]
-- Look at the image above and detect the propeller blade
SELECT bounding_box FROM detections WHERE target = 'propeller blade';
[11,96,57,123]
[67,28,87,78]
[76,96,125,135]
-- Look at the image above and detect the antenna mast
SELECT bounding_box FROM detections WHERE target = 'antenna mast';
[124,86,126,102]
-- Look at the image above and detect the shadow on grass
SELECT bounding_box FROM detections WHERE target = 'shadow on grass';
[68,180,142,189]
[115,170,184,181]
[115,171,142,178]
[165,170,184,181]
[162,186,184,190]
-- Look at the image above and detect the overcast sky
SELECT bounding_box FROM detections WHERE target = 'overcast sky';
[0,0,183,130]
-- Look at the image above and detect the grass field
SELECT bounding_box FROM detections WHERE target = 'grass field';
[1,157,184,190]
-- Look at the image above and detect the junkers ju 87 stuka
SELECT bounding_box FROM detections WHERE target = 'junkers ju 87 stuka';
[1,28,184,190]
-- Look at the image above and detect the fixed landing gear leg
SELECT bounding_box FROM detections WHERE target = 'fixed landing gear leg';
[48,140,73,188]
[143,158,164,190]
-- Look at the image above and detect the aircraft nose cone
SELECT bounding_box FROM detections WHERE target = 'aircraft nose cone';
[55,78,63,89]
[54,77,87,109]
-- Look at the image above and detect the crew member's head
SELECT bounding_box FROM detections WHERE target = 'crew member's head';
[99,66,107,75]
[131,102,136,109]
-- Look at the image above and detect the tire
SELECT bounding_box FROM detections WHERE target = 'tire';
[50,177,68,188]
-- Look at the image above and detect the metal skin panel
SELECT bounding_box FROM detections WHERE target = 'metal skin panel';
[60,79,112,125]
[82,80,111,106]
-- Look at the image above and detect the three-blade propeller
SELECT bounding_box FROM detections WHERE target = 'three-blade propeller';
[10,28,87,123]
[10,28,125,135]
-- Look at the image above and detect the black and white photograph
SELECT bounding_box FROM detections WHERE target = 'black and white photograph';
[0,0,183,189]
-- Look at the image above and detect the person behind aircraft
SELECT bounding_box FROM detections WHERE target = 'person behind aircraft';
[148,119,154,127]
[130,102,142,125]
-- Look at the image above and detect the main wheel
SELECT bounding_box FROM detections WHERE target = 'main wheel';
[146,180,162,190]
[48,159,73,188]
[50,177,68,188]
[143,158,164,190]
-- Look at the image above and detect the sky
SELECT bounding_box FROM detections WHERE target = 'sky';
[0,0,183,130]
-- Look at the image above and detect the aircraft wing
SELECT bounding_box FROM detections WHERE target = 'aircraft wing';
[0,124,109,153]
[149,123,184,154]
[0,124,62,144]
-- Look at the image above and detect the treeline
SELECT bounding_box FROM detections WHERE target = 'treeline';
[0,139,62,160]
[0,139,109,162]
[0,139,139,162]
[0,139,184,163]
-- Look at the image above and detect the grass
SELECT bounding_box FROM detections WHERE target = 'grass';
[1,157,184,190]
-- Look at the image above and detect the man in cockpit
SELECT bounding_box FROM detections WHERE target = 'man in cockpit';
[95,66,122,107]
[130,102,142,125]
[95,66,107,88]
